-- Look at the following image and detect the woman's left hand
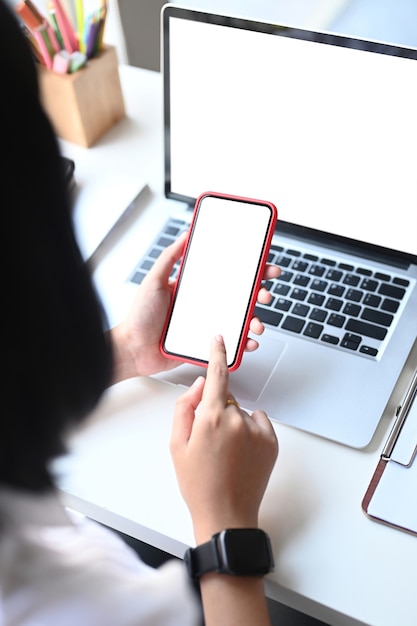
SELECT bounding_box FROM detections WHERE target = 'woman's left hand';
[110,234,280,382]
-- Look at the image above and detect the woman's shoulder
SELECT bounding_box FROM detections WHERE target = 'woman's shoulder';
[0,488,199,625]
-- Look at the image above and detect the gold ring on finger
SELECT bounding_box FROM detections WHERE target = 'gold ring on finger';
[225,398,241,410]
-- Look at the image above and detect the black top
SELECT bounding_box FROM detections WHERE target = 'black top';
[0,0,113,492]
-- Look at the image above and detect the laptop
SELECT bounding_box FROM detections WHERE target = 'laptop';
[121,4,417,449]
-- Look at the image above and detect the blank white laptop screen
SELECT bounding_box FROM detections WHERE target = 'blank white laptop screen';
[166,15,417,258]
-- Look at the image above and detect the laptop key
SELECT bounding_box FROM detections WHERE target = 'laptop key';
[356,267,372,276]
[360,345,378,356]
[281,316,305,333]
[293,274,310,286]
[360,278,378,292]
[292,261,309,272]
[273,283,290,296]
[345,319,387,340]
[341,333,362,350]
[303,322,323,338]
[378,283,406,300]
[131,271,147,285]
[309,264,326,276]
[374,272,390,281]
[343,302,361,317]
[325,297,343,312]
[321,334,339,345]
[157,236,175,247]
[275,298,291,312]
[254,306,283,327]
[169,218,187,227]
[149,247,162,259]
[140,259,154,271]
[363,293,381,307]
[277,270,293,282]
[393,277,409,287]
[310,308,327,322]
[308,292,325,306]
[343,273,360,286]
[292,303,310,317]
[276,255,292,267]
[381,298,400,313]
[361,308,393,327]
[326,269,343,281]
[165,225,182,236]
[311,279,328,292]
[328,284,345,297]
[291,288,308,301]
[345,288,363,302]
[328,313,346,327]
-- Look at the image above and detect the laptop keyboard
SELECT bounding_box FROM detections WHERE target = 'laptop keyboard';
[128,217,414,360]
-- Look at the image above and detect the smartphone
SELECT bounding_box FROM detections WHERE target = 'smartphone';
[160,191,278,371]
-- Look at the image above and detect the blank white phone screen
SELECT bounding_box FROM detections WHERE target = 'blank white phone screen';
[163,195,274,367]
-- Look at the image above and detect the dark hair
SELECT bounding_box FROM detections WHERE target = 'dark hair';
[1,0,113,492]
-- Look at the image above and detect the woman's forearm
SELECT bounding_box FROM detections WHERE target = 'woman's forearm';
[199,574,272,626]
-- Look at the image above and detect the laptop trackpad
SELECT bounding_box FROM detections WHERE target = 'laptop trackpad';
[154,337,287,405]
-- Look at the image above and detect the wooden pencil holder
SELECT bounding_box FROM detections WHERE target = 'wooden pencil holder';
[38,45,126,147]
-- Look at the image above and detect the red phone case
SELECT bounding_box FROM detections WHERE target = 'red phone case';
[160,191,278,370]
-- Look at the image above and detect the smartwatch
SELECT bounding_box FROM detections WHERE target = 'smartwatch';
[184,528,274,579]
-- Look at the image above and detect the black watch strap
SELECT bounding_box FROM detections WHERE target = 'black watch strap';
[184,528,274,580]
[184,537,220,579]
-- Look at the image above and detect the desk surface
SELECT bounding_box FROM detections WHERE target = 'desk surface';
[57,65,417,626]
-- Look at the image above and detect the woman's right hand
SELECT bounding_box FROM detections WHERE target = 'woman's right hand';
[170,334,278,544]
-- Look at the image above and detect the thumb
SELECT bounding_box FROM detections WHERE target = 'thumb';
[171,376,205,449]
[147,232,187,286]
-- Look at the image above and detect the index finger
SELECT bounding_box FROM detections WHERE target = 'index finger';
[201,335,229,410]
[263,263,281,281]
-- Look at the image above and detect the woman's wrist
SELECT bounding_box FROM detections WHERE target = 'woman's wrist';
[193,515,259,545]
[108,324,138,384]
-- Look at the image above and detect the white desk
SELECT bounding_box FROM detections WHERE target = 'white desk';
[57,65,417,626]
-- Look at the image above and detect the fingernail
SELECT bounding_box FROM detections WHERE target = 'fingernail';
[191,375,205,387]
[215,334,224,345]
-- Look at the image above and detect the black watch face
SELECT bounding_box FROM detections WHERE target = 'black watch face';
[219,529,273,574]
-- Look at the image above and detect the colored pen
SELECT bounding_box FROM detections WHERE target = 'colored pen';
[20,22,44,63]
[33,24,53,68]
[45,23,61,53]
[15,1,42,30]
[52,0,79,53]
[75,0,85,52]
[48,4,64,49]
[97,1,107,51]
[23,0,45,24]
[86,16,100,59]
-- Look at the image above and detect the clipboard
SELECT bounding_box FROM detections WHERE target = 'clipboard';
[362,370,417,537]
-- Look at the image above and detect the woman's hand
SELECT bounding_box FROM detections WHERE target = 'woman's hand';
[170,334,278,544]
[110,234,280,382]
